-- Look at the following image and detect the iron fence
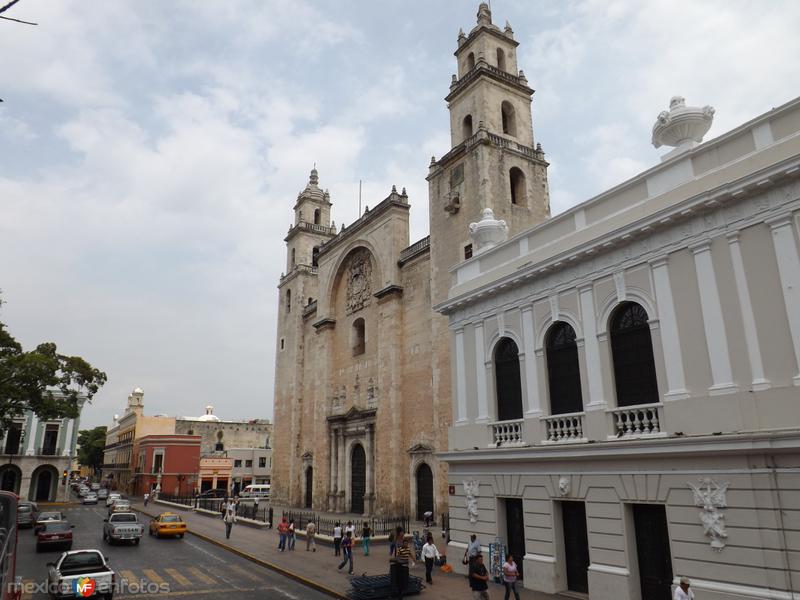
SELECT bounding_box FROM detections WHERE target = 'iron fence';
[281,510,409,537]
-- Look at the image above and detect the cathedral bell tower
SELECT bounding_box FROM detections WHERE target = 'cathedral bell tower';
[428,2,551,305]
[272,168,336,505]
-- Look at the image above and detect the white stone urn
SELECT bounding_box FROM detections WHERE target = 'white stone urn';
[469,208,508,255]
[652,96,715,157]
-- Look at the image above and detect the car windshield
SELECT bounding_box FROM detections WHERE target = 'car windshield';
[39,513,61,520]
[61,552,103,570]
[113,514,137,522]
[161,515,181,523]
[18,505,32,513]
[44,523,71,533]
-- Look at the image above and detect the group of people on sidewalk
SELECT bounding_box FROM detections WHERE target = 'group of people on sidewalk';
[463,534,521,600]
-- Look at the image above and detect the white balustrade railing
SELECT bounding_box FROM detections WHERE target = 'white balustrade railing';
[542,412,587,443]
[609,404,664,438]
[490,419,525,447]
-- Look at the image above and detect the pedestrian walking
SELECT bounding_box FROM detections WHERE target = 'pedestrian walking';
[674,576,695,600]
[337,531,354,575]
[277,516,289,551]
[388,528,397,556]
[288,518,296,550]
[333,522,343,556]
[421,533,440,585]
[361,521,371,556]
[464,533,481,566]
[306,520,317,551]
[222,501,236,540]
[502,553,521,600]
[469,553,490,600]
[423,510,433,528]
[143,492,149,507]
[345,520,355,538]
[253,496,260,520]
[392,538,413,599]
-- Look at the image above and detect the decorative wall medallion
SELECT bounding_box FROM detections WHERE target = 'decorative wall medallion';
[346,249,373,315]
[688,478,729,551]
[463,479,480,524]
[558,476,570,497]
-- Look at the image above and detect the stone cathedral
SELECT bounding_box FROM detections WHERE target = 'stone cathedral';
[271,3,551,516]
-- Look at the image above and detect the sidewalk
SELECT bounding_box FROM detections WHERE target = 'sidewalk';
[132,499,562,600]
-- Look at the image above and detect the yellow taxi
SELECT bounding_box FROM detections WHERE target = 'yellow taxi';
[148,512,187,538]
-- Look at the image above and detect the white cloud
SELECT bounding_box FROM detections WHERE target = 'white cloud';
[0,0,797,427]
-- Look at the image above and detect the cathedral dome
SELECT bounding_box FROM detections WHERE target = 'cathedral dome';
[197,404,220,422]
[298,167,326,204]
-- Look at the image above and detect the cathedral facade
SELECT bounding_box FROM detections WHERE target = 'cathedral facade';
[271,3,550,516]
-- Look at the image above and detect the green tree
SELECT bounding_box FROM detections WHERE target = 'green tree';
[77,426,108,471]
[0,298,107,433]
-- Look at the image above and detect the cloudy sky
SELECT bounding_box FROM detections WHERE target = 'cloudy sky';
[1,0,798,429]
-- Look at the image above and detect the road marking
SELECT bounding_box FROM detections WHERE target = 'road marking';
[117,586,267,599]
[119,570,138,585]
[185,539,227,562]
[142,569,166,585]
[188,567,216,586]
[164,568,191,587]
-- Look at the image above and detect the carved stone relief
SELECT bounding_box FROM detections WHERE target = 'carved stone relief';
[688,478,729,551]
[463,479,480,524]
[346,249,373,315]
[558,476,570,497]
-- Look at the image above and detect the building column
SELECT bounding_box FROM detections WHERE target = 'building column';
[767,215,800,384]
[691,241,738,394]
[727,233,770,390]
[474,321,489,422]
[521,306,541,415]
[337,428,346,512]
[329,428,337,494]
[650,258,690,399]
[62,418,75,457]
[364,424,374,514]
[578,286,606,408]
[454,327,468,424]
[25,414,38,456]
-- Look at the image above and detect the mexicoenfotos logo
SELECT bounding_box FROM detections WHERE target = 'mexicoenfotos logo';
[74,577,96,597]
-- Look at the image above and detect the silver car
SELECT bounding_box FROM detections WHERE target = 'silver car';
[82,493,98,505]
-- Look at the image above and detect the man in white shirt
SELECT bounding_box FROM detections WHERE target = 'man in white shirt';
[421,534,441,584]
[674,576,694,600]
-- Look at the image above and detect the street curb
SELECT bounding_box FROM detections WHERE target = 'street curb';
[135,505,347,599]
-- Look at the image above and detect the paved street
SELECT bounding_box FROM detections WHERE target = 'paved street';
[17,502,330,600]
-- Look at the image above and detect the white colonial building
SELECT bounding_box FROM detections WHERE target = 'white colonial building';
[437,95,800,600]
[0,400,84,502]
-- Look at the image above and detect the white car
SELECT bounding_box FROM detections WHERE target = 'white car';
[106,493,121,507]
[82,493,98,505]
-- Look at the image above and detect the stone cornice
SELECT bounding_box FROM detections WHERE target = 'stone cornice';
[439,429,800,463]
[316,193,409,260]
[429,128,547,176]
[284,221,337,243]
[455,24,519,57]
[436,155,800,318]
[278,264,317,288]
[445,60,532,104]
[373,284,404,301]
[312,317,336,332]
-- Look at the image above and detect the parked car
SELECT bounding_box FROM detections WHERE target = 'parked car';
[198,489,227,498]
[103,512,144,545]
[106,493,121,507]
[47,550,115,600]
[17,501,39,528]
[82,492,98,505]
[148,513,186,538]
[36,521,74,552]
[34,511,66,534]
[109,500,131,515]
[97,488,109,500]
